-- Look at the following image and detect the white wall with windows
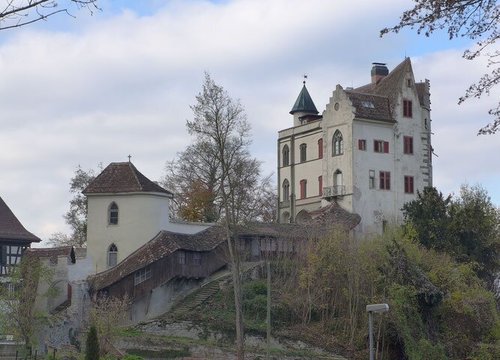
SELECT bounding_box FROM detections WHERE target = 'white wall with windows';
[87,193,170,273]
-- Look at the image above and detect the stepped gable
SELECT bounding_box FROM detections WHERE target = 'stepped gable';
[0,196,41,243]
[290,84,319,115]
[344,91,394,123]
[296,202,361,230]
[83,162,173,196]
[88,225,225,291]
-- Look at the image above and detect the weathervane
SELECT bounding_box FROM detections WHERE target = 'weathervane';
[128,155,132,162]
[303,74,308,85]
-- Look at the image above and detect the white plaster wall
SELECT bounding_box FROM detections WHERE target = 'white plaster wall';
[87,193,170,273]
[352,120,397,235]
[321,86,356,212]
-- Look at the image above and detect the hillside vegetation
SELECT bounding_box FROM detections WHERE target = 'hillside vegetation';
[178,185,500,359]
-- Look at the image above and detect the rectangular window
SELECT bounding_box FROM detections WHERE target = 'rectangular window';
[178,251,186,265]
[404,176,414,194]
[300,179,307,199]
[369,170,375,189]
[379,171,391,190]
[134,266,152,286]
[358,139,366,151]
[300,144,307,162]
[403,136,414,154]
[318,176,323,196]
[403,100,413,118]
[374,140,389,153]
[193,253,202,266]
[318,138,323,159]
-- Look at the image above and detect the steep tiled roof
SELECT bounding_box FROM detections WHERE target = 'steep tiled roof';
[354,58,412,102]
[88,225,225,291]
[26,246,73,258]
[0,197,41,243]
[345,91,394,123]
[296,202,361,230]
[26,246,85,258]
[290,84,319,115]
[83,162,173,196]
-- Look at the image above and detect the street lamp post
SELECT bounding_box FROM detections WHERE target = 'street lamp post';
[366,303,389,360]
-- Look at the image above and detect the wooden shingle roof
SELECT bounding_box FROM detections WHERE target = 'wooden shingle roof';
[0,197,41,243]
[83,162,173,196]
[88,225,225,291]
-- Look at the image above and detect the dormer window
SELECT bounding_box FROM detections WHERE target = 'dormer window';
[107,244,118,267]
[108,202,119,225]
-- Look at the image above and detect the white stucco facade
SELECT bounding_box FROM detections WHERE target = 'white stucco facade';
[87,192,171,273]
[278,59,433,236]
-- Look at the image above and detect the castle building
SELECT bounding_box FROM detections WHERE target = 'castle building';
[277,58,433,235]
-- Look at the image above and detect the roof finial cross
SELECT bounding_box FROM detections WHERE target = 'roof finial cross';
[128,154,131,162]
[303,74,308,85]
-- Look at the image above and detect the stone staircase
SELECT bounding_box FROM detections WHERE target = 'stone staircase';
[165,268,231,319]
[164,262,263,320]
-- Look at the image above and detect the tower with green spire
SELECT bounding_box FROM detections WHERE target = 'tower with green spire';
[290,81,320,126]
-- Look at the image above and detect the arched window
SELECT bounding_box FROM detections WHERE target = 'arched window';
[282,145,290,166]
[300,143,307,162]
[332,130,344,156]
[107,244,118,267]
[282,179,290,202]
[318,138,323,159]
[108,202,119,225]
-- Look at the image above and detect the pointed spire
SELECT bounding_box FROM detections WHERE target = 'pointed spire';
[290,82,319,115]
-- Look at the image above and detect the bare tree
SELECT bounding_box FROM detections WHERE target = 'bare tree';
[185,72,249,359]
[89,295,130,356]
[0,1,99,30]
[163,92,276,224]
[381,0,499,134]
[0,254,55,351]
[48,165,97,247]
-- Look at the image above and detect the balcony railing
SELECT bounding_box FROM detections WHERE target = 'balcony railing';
[323,185,346,198]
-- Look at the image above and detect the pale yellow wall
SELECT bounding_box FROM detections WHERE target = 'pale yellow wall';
[87,193,170,273]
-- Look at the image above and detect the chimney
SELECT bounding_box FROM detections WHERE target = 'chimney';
[371,62,389,84]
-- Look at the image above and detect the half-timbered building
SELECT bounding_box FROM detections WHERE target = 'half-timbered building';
[0,196,41,277]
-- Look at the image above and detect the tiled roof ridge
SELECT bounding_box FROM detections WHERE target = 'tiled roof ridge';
[83,162,173,195]
[88,225,224,291]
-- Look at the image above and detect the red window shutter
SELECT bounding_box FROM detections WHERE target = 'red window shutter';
[318,176,323,196]
[300,180,307,199]
[318,139,323,159]
[384,141,389,153]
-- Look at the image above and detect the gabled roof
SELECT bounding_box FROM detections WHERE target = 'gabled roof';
[290,84,319,115]
[83,162,173,196]
[88,225,225,291]
[296,202,361,230]
[0,197,41,243]
[354,58,413,104]
[345,91,394,123]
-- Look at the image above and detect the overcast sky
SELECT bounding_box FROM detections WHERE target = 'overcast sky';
[1,0,499,245]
